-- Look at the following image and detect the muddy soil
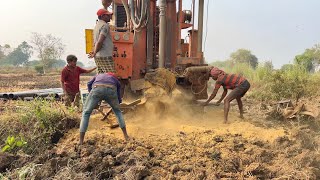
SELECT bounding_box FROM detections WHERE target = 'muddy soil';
[2,102,320,179]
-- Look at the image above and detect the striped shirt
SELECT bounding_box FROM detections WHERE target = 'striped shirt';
[214,73,246,90]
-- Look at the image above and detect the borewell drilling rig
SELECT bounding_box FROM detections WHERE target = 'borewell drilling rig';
[86,0,209,99]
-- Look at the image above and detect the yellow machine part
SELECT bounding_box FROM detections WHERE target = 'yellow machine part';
[85,29,94,54]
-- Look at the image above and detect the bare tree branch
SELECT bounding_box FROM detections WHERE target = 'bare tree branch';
[30,32,65,73]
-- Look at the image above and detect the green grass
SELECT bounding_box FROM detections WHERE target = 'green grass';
[0,99,79,154]
[211,62,320,102]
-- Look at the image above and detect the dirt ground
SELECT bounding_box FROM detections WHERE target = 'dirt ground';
[3,101,318,179]
[0,73,92,92]
[1,73,320,179]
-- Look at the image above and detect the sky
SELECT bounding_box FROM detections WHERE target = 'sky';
[0,0,319,68]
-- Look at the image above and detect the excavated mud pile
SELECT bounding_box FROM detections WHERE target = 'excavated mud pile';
[144,68,176,94]
[2,128,320,179]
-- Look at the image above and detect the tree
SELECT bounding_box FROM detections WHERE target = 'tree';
[210,60,232,69]
[0,44,11,64]
[294,44,320,72]
[27,60,41,67]
[0,45,5,60]
[230,49,258,69]
[2,44,11,55]
[18,41,33,60]
[5,41,33,66]
[30,32,65,73]
[263,61,273,71]
[281,64,294,71]
[294,54,313,72]
[51,59,66,68]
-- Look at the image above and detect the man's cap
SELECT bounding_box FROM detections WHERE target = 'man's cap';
[97,9,113,16]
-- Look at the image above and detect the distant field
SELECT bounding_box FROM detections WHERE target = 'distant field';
[0,72,93,92]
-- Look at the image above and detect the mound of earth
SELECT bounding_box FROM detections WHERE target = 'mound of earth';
[2,124,319,179]
[2,99,320,179]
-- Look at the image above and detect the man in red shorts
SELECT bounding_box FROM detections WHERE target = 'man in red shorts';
[203,67,250,123]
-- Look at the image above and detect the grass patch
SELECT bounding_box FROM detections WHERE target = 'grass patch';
[212,63,320,102]
[0,99,79,155]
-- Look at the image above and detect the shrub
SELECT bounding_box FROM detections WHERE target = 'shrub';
[213,62,318,102]
[249,65,316,101]
[0,99,79,155]
[271,66,308,100]
[34,65,44,74]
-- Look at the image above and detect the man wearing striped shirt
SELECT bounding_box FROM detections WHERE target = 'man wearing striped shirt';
[203,67,250,123]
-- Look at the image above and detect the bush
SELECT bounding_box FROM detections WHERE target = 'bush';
[249,65,316,101]
[271,66,308,100]
[0,99,79,155]
[211,62,319,102]
[34,65,44,74]
[221,63,272,85]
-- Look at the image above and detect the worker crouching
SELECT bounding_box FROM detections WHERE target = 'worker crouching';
[203,67,250,123]
[79,72,129,145]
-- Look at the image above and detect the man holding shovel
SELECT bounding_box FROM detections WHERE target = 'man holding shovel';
[79,72,129,145]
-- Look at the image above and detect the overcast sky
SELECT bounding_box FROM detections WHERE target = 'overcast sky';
[0,0,319,68]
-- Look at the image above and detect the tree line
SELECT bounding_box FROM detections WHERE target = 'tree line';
[0,32,84,73]
[211,44,320,72]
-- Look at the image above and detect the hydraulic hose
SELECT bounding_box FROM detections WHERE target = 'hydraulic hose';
[121,0,131,30]
[129,0,149,31]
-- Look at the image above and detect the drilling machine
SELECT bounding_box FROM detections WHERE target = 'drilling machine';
[86,0,209,99]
